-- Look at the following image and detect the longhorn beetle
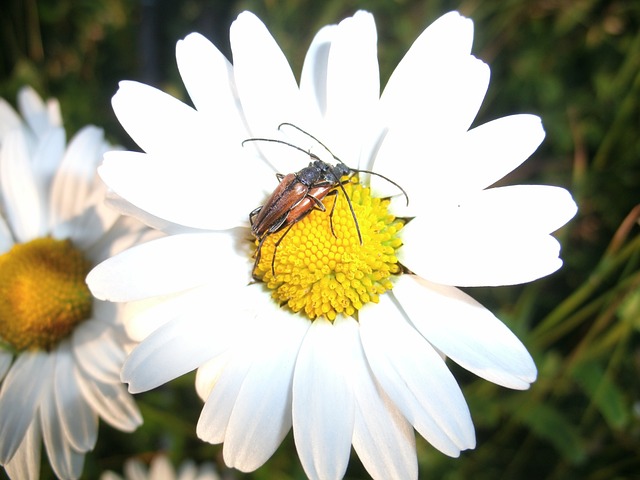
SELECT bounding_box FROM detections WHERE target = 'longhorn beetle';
[244,123,408,276]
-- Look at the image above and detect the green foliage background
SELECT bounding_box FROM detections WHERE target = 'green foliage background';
[1,0,639,478]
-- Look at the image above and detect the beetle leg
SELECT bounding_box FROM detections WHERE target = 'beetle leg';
[276,173,285,181]
[249,206,262,226]
[308,194,327,212]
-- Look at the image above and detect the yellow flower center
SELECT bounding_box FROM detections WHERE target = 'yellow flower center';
[253,179,404,321]
[0,237,93,351]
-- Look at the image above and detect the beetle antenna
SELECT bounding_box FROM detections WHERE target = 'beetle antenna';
[279,123,409,207]
[278,123,347,166]
[352,168,409,206]
[242,137,322,162]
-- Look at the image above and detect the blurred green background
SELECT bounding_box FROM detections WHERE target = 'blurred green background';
[1,0,639,478]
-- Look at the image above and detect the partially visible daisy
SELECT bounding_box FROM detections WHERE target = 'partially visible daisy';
[0,87,157,480]
[88,10,577,480]
[100,454,220,480]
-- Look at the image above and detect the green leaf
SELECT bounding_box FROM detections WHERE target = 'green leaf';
[571,360,630,430]
[516,403,586,464]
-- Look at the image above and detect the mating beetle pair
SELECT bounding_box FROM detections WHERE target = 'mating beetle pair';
[245,123,408,276]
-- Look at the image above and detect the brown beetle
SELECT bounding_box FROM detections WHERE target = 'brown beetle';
[245,124,408,277]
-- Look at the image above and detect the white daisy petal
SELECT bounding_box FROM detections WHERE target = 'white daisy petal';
[224,312,309,472]
[98,146,267,231]
[197,346,254,445]
[360,295,476,456]
[403,218,564,286]
[72,319,124,384]
[87,231,250,302]
[231,11,302,138]
[432,185,577,235]
[300,25,337,121]
[31,125,66,193]
[3,415,41,480]
[0,129,47,242]
[452,114,546,192]
[41,374,85,480]
[121,285,257,394]
[176,33,243,122]
[324,11,379,162]
[148,456,176,478]
[17,86,59,137]
[54,341,99,452]
[195,354,229,402]
[292,317,356,480]
[351,331,418,480]
[111,81,208,157]
[373,12,477,172]
[49,126,106,232]
[394,276,537,389]
[77,378,142,432]
[0,351,53,463]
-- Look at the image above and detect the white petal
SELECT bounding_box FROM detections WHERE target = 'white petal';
[76,377,142,432]
[195,354,228,402]
[394,275,536,389]
[350,329,418,480]
[300,25,337,121]
[111,81,207,157]
[374,56,489,181]
[3,415,41,480]
[102,189,197,235]
[97,146,267,231]
[72,319,124,384]
[85,214,161,265]
[380,11,475,127]
[176,33,243,123]
[323,11,379,163]
[223,312,308,472]
[360,295,475,456]
[230,11,303,138]
[429,185,577,235]
[40,374,85,480]
[54,341,99,451]
[32,125,66,194]
[197,342,255,445]
[121,284,260,393]
[56,180,120,250]
[452,114,546,193]
[148,455,176,478]
[0,351,53,463]
[17,86,60,136]
[122,287,214,343]
[87,231,250,302]
[49,126,106,232]
[402,218,565,286]
[123,458,148,480]
[0,129,47,242]
[292,317,356,480]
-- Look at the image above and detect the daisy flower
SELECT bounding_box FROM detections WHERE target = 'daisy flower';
[100,454,220,480]
[0,86,156,480]
[87,10,577,480]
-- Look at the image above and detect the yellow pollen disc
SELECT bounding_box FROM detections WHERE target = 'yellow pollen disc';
[253,179,404,321]
[0,237,93,351]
